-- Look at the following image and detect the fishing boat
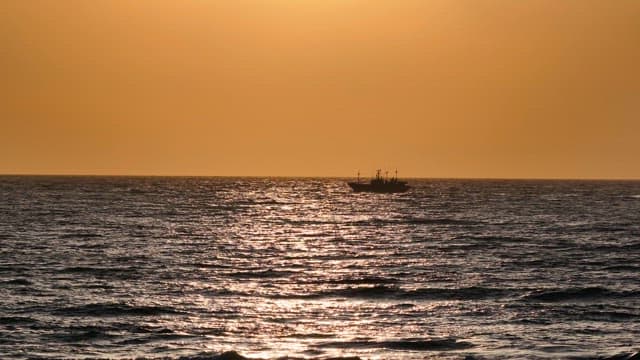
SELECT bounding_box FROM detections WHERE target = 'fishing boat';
[348,170,410,193]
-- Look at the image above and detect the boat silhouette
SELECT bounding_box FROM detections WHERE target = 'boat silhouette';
[348,170,410,193]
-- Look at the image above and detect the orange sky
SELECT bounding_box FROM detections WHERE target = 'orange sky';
[2,1,639,178]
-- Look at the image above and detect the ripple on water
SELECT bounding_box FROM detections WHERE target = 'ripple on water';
[1,177,640,359]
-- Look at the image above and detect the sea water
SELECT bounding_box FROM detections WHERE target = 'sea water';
[1,176,639,359]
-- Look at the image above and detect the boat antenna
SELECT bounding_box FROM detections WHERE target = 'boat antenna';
[357,170,360,182]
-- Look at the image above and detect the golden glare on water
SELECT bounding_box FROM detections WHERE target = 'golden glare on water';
[2,177,640,358]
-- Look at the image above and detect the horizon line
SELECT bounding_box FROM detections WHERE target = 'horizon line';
[1,172,639,182]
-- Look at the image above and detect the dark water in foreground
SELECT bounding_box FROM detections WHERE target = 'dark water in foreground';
[1,176,639,359]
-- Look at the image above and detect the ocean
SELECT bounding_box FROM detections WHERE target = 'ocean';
[1,176,639,359]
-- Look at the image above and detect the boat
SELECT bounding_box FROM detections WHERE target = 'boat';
[348,170,410,193]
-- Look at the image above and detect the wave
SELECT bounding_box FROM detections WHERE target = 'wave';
[284,218,338,226]
[3,278,32,285]
[131,348,640,360]
[276,285,514,300]
[48,326,118,342]
[515,318,552,325]
[604,265,640,272]
[458,235,528,243]
[515,307,640,323]
[0,265,29,273]
[583,243,640,252]
[322,276,398,285]
[572,351,640,360]
[523,287,640,302]
[42,323,198,343]
[0,316,38,324]
[117,332,200,346]
[127,188,148,194]
[404,217,479,226]
[317,338,474,351]
[230,269,294,279]
[59,266,140,279]
[278,216,479,227]
[582,310,640,322]
[563,223,633,234]
[59,232,103,239]
[284,332,335,339]
[407,286,514,300]
[193,262,234,269]
[52,303,185,317]
[348,217,479,226]
[178,350,363,360]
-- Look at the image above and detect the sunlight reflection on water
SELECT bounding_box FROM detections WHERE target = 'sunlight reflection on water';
[0,177,639,359]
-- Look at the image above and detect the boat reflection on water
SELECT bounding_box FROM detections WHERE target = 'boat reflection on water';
[348,170,410,193]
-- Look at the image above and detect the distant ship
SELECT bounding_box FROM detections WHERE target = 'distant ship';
[348,170,410,193]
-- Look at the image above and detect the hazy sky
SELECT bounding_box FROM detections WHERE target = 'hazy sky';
[2,1,639,178]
